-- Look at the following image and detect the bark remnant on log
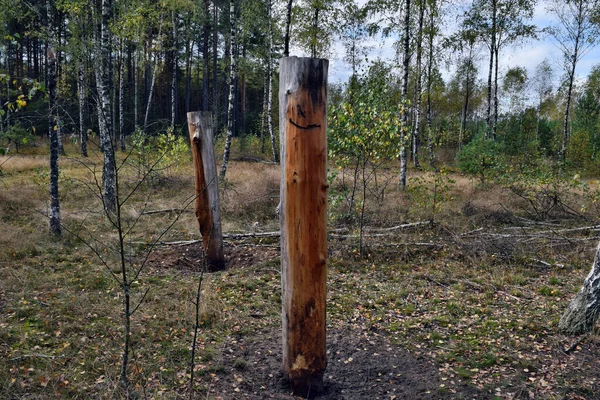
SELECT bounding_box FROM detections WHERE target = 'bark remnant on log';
[279,56,328,396]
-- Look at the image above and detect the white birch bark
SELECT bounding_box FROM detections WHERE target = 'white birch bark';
[267,0,277,163]
[219,0,236,179]
[47,0,61,236]
[400,0,411,188]
[412,0,425,169]
[78,41,87,157]
[143,19,162,134]
[97,0,116,212]
[134,32,139,131]
[171,11,178,126]
[560,240,600,335]
[119,41,125,151]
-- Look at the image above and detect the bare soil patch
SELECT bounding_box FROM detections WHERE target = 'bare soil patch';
[206,327,483,399]
[144,242,279,273]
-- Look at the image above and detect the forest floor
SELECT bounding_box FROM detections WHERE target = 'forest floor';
[2,141,600,399]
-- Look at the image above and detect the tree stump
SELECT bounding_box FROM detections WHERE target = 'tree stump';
[560,240,600,335]
[279,56,328,396]
[187,111,225,271]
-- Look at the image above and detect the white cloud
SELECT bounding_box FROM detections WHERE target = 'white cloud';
[327,0,600,86]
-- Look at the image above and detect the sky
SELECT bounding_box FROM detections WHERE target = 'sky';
[322,0,600,88]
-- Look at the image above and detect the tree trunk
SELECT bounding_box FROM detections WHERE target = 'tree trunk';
[0,88,3,136]
[562,32,580,160]
[119,40,126,151]
[412,0,425,169]
[52,20,65,157]
[493,44,499,141]
[144,19,162,134]
[560,240,600,335]
[185,16,192,113]
[460,57,472,153]
[267,0,278,162]
[261,59,268,153]
[219,0,236,179]
[78,40,88,157]
[400,0,411,188]
[284,0,293,57]
[171,11,178,127]
[187,111,225,271]
[485,0,497,141]
[426,3,435,168]
[33,37,39,79]
[111,39,117,150]
[311,7,319,58]
[98,0,116,213]
[279,56,328,397]
[134,37,139,130]
[47,0,61,237]
[57,118,64,156]
[212,2,219,122]
[240,45,246,134]
[202,0,210,111]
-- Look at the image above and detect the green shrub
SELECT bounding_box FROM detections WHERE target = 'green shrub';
[458,136,505,183]
[0,122,35,153]
[130,127,190,183]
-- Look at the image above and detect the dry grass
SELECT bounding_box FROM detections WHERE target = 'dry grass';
[219,162,280,232]
[0,155,50,172]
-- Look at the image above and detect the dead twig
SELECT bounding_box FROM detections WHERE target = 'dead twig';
[563,334,588,354]
[10,353,65,362]
[140,208,185,215]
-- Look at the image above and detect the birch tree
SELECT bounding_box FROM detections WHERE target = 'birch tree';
[532,58,554,141]
[424,0,439,166]
[547,0,600,160]
[47,0,61,236]
[465,0,535,141]
[400,0,411,188]
[266,0,277,162]
[412,0,425,169]
[96,0,116,212]
[220,0,236,179]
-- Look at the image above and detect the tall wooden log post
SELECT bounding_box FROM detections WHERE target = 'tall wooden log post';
[279,57,328,396]
[187,111,225,271]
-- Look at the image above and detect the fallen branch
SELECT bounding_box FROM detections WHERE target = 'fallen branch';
[233,155,278,164]
[155,221,431,245]
[461,227,484,236]
[531,258,565,269]
[537,224,600,236]
[363,221,431,232]
[369,242,444,248]
[10,353,65,362]
[424,275,450,288]
[224,231,280,239]
[463,280,521,302]
[156,231,281,246]
[563,334,588,354]
[140,208,185,215]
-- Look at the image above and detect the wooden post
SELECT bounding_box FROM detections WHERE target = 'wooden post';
[279,56,328,396]
[187,111,225,271]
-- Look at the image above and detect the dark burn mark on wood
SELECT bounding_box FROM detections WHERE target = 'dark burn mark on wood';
[297,104,307,118]
[289,118,321,130]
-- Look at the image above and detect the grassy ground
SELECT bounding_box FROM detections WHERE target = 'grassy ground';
[1,139,600,399]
